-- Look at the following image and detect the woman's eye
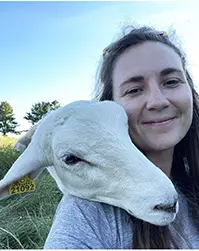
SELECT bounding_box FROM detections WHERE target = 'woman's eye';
[62,155,83,165]
[164,79,180,87]
[125,88,143,96]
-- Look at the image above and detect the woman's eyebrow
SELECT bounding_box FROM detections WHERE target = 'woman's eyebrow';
[120,76,144,89]
[160,67,183,77]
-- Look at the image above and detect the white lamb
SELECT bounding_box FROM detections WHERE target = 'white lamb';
[0,100,178,226]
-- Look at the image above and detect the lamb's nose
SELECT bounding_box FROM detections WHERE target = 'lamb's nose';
[154,201,177,213]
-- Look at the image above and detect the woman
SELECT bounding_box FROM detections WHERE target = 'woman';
[44,26,199,249]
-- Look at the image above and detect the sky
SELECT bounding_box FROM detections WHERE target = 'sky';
[1,0,199,133]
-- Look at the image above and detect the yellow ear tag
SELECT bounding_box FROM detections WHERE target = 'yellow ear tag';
[9,176,36,195]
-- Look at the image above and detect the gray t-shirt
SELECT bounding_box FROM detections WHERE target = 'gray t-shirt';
[44,189,199,249]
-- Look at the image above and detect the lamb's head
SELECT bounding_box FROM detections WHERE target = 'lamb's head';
[0,100,178,226]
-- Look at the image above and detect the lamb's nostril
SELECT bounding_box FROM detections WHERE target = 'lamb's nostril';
[154,201,177,213]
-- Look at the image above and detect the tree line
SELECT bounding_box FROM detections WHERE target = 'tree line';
[0,100,61,136]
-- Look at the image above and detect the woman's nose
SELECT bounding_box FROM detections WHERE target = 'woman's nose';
[146,86,170,111]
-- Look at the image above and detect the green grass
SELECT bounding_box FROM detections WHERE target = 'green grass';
[0,136,62,249]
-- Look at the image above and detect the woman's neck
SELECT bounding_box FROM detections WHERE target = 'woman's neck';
[145,148,174,178]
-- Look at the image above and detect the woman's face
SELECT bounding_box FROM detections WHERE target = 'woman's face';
[112,41,193,152]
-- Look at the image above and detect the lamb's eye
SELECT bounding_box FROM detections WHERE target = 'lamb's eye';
[62,155,82,165]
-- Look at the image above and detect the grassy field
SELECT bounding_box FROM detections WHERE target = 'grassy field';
[0,136,62,249]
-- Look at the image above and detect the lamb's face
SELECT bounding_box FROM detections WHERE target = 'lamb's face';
[49,101,178,226]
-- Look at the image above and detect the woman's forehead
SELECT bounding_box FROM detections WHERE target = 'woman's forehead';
[112,41,183,85]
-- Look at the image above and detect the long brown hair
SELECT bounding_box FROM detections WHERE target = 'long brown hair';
[94,25,199,248]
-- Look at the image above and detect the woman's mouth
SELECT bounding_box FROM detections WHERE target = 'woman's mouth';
[143,117,175,126]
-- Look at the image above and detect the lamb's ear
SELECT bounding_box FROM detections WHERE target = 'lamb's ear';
[0,142,47,200]
[13,124,38,153]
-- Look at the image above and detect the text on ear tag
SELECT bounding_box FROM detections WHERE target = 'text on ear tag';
[8,176,36,195]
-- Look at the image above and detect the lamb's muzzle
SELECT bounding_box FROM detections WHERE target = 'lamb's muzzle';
[0,100,179,226]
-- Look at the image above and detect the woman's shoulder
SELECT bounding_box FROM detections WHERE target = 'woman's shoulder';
[56,193,133,233]
[44,194,133,249]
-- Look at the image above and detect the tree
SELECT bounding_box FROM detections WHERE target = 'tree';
[24,100,61,125]
[0,101,19,136]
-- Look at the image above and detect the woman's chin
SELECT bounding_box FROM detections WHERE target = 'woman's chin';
[138,141,176,153]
